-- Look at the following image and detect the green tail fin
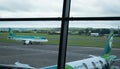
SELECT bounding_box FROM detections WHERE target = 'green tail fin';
[102,29,114,56]
[8,28,15,36]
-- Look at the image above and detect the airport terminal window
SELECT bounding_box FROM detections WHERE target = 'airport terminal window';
[0,22,61,68]
[0,0,120,69]
[0,0,63,18]
[67,21,120,47]
[70,0,120,17]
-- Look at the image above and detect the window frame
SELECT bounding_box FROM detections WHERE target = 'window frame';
[0,0,120,69]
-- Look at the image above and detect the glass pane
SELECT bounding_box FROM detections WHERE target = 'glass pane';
[68,21,120,48]
[0,0,63,18]
[0,21,61,28]
[70,0,120,17]
[0,21,61,68]
[66,21,120,67]
[69,21,120,29]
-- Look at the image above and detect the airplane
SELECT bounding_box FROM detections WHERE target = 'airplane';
[0,29,119,69]
[41,29,120,69]
[8,28,48,45]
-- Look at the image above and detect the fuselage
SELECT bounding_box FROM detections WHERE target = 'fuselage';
[66,57,107,69]
[9,35,48,44]
[41,56,108,69]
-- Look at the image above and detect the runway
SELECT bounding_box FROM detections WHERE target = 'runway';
[0,42,120,68]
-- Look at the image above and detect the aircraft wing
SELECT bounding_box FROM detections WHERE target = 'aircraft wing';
[0,64,33,69]
[89,55,97,58]
[0,62,36,69]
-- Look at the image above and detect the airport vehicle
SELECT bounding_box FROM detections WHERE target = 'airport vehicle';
[0,29,119,69]
[8,28,48,45]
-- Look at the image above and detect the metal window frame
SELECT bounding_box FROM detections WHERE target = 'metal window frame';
[0,0,120,69]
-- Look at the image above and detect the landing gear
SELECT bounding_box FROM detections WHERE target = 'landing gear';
[29,41,32,45]
[23,42,26,45]
[23,40,32,45]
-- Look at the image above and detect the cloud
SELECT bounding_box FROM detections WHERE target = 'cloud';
[0,0,63,17]
[0,0,120,28]
[0,0,33,12]
[100,0,120,15]
[0,21,61,28]
[0,0,120,17]
[0,0,63,12]
[69,21,120,28]
[0,11,62,18]
[70,0,120,17]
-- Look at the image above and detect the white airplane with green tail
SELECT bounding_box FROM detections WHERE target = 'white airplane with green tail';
[41,29,119,69]
[8,28,48,45]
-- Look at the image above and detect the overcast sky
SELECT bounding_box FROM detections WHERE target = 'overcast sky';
[0,0,120,28]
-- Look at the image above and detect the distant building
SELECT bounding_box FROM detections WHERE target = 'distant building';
[91,33,99,36]
[48,31,60,35]
[114,34,120,37]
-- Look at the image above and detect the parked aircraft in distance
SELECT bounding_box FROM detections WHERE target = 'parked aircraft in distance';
[0,29,119,69]
[8,28,48,45]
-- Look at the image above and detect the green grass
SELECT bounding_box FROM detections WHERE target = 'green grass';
[0,32,120,48]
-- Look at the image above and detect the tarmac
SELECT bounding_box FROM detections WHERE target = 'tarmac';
[0,42,120,68]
